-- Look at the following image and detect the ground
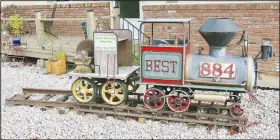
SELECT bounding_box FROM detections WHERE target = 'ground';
[1,62,279,139]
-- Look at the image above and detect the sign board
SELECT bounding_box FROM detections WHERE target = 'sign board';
[93,32,118,75]
[94,33,117,51]
[141,52,182,80]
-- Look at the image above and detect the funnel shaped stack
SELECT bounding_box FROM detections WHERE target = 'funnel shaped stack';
[198,18,239,57]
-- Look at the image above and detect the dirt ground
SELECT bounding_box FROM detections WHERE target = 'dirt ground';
[258,74,279,88]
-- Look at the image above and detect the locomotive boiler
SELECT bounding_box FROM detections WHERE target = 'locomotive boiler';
[184,18,256,92]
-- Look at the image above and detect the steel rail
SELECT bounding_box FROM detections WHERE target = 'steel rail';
[5,95,247,128]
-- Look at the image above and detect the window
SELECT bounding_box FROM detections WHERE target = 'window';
[119,1,140,18]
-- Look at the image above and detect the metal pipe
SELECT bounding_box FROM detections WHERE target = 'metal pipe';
[209,46,226,57]
[151,23,154,44]
[194,94,228,102]
[184,80,246,87]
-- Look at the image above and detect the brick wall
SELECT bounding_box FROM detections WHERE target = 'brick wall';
[142,3,279,76]
[1,2,110,36]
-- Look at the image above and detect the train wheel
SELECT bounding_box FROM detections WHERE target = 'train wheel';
[71,77,96,103]
[101,80,127,106]
[126,73,140,93]
[229,103,244,117]
[143,88,165,110]
[166,90,191,112]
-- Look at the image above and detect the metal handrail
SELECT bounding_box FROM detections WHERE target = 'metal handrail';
[118,14,150,40]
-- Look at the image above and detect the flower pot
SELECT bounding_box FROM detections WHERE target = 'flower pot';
[12,38,21,46]
[1,30,10,36]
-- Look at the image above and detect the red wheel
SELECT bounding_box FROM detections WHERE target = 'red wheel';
[166,90,190,112]
[230,104,244,117]
[143,88,165,110]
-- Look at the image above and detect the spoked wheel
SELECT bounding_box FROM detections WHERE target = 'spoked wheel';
[166,90,191,112]
[230,103,244,117]
[101,80,127,106]
[143,88,165,110]
[126,73,140,93]
[71,77,96,103]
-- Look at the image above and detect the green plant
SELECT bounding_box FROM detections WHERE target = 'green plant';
[42,32,56,61]
[8,14,24,37]
[132,41,150,66]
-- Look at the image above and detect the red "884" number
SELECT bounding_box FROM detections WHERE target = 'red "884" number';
[200,62,235,79]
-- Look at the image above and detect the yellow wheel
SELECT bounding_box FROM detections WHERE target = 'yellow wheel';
[71,77,96,103]
[101,80,127,106]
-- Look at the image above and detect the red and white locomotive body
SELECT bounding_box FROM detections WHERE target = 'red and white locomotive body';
[138,18,272,116]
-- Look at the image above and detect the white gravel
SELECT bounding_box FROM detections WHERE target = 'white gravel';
[1,62,279,139]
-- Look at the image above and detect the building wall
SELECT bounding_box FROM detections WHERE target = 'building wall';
[1,2,111,37]
[142,2,279,76]
[1,1,110,7]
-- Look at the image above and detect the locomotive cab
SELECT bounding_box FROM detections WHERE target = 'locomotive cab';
[138,18,192,86]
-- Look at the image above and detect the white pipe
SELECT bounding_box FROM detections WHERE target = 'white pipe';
[193,94,228,102]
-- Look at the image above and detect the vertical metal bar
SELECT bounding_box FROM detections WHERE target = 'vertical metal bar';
[139,22,143,82]
[183,23,186,46]
[127,21,129,30]
[122,18,124,29]
[151,23,154,45]
[132,27,135,59]
[182,23,187,85]
[189,21,191,41]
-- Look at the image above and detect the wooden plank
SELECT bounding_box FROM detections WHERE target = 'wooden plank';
[110,30,132,66]
[4,49,76,62]
[40,18,87,21]
[35,11,44,49]
[86,10,95,40]
[118,38,128,42]
[67,66,139,80]
[11,93,33,100]
[1,18,36,21]
[22,88,72,95]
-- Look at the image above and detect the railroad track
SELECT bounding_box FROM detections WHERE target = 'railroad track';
[6,88,251,132]
[256,86,280,91]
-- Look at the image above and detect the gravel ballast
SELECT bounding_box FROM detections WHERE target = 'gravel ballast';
[1,62,279,139]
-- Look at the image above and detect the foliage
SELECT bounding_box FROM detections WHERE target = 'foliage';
[8,14,24,37]
[41,32,56,61]
[132,41,150,66]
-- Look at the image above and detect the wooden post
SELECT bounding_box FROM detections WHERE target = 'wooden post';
[86,10,95,40]
[110,2,114,29]
[35,11,44,49]
[113,7,120,29]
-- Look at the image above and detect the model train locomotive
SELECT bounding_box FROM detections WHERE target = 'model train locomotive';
[67,18,273,118]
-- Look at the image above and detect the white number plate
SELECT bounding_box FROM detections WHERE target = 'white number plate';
[199,62,236,79]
